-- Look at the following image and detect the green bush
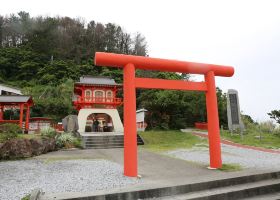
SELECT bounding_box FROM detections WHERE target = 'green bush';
[259,120,275,133]
[21,194,30,200]
[55,133,82,148]
[40,127,57,138]
[273,126,280,135]
[73,137,82,148]
[0,123,21,142]
[55,133,75,148]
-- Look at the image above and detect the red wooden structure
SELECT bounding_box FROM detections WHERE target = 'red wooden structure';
[73,76,122,110]
[195,122,208,130]
[0,95,33,131]
[95,52,234,177]
[29,117,53,132]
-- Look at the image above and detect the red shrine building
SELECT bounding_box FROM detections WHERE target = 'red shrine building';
[0,95,33,132]
[73,76,124,133]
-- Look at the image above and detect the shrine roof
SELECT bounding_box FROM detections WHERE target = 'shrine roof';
[0,95,33,103]
[75,76,122,86]
[0,83,21,91]
[0,83,22,95]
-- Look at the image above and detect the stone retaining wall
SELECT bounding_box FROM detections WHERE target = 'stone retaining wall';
[0,138,56,159]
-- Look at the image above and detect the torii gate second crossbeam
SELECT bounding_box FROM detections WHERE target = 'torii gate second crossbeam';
[95,52,234,177]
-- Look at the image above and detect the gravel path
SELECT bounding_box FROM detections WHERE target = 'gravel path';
[0,159,140,200]
[167,144,280,170]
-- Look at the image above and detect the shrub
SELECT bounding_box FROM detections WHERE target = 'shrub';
[40,127,57,138]
[0,123,21,142]
[259,120,275,133]
[273,126,280,135]
[72,137,83,148]
[0,123,22,134]
[21,194,30,200]
[242,115,257,131]
[56,133,75,148]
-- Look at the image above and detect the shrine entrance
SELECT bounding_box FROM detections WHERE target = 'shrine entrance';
[86,113,114,132]
[95,52,234,177]
[78,108,124,134]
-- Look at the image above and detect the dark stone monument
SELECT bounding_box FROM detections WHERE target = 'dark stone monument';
[62,115,79,135]
[227,89,244,133]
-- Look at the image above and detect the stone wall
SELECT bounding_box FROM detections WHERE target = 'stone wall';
[0,138,56,159]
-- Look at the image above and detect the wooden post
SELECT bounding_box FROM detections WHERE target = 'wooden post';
[123,63,137,177]
[0,105,3,120]
[19,104,24,129]
[25,104,30,132]
[205,71,222,169]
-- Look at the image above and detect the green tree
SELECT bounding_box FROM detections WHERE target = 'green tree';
[268,110,280,124]
[37,60,80,85]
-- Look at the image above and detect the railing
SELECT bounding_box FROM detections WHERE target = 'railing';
[0,120,19,123]
[74,97,122,104]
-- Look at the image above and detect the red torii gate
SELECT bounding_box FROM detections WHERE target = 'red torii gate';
[95,52,234,177]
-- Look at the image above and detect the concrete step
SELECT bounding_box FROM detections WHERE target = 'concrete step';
[39,171,280,200]
[84,138,143,143]
[87,146,123,149]
[150,179,280,200]
[84,143,124,146]
[242,192,280,199]
[84,141,124,144]
[82,134,144,149]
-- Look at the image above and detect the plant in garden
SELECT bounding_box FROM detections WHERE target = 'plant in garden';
[56,132,76,148]
[273,126,280,135]
[259,120,275,133]
[40,127,57,138]
[72,137,83,148]
[21,194,30,200]
[0,123,21,142]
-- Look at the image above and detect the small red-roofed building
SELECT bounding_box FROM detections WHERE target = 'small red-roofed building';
[0,95,33,132]
[72,76,124,133]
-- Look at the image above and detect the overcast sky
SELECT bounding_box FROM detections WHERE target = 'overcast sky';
[1,0,280,122]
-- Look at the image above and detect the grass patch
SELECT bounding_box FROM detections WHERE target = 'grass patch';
[220,130,280,149]
[193,129,208,132]
[17,134,42,140]
[21,194,30,200]
[218,163,242,172]
[0,133,41,143]
[139,130,207,152]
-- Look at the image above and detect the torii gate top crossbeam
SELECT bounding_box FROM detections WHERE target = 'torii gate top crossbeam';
[95,52,234,77]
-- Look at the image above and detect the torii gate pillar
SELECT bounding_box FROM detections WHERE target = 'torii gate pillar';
[205,71,222,168]
[123,63,138,176]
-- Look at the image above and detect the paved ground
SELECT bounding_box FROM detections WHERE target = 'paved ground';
[0,147,274,200]
[171,129,280,170]
[167,143,280,170]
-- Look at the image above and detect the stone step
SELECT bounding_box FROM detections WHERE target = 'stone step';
[149,179,280,200]
[84,142,124,146]
[82,134,144,149]
[84,138,143,142]
[39,171,280,200]
[242,192,280,199]
[84,145,123,149]
[84,142,143,148]
[87,145,123,149]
